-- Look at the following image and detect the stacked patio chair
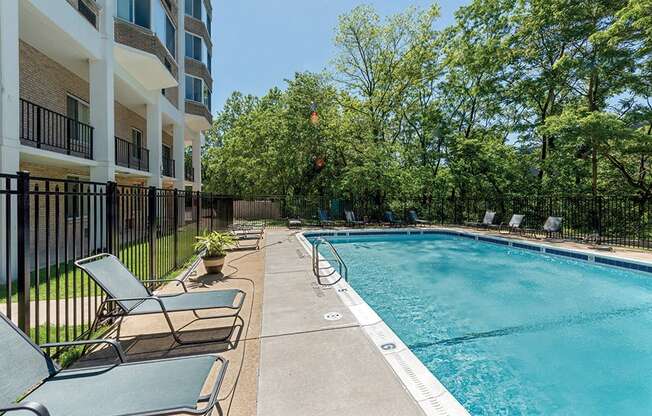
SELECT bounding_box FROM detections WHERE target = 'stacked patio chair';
[230,222,264,250]
[0,311,229,416]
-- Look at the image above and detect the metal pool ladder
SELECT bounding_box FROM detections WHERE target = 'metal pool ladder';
[312,237,348,286]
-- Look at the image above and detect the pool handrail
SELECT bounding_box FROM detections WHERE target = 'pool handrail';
[312,237,348,286]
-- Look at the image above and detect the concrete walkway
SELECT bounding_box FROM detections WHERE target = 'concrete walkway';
[257,231,424,416]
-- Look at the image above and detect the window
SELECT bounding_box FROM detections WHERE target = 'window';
[66,95,90,143]
[131,128,143,159]
[185,75,211,109]
[185,0,203,20]
[206,14,211,35]
[203,82,211,110]
[185,75,202,102]
[165,17,176,57]
[116,0,150,28]
[207,51,212,73]
[185,33,203,61]
[153,1,176,58]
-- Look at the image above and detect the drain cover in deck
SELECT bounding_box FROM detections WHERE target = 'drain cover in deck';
[324,312,343,321]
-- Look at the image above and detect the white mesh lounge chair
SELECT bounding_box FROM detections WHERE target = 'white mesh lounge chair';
[465,210,496,228]
[489,214,524,234]
[75,254,246,345]
[0,312,229,416]
[345,210,364,227]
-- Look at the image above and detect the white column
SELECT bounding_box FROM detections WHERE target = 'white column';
[147,100,162,187]
[176,0,185,111]
[192,134,201,191]
[90,0,116,183]
[0,0,20,174]
[0,0,19,284]
[173,123,185,190]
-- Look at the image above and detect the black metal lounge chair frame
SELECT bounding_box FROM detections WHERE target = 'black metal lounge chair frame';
[76,254,246,346]
[0,313,229,416]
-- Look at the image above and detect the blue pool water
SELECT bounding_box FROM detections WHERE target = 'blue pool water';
[312,233,652,415]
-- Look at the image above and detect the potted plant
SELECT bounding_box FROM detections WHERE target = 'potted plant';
[194,231,236,274]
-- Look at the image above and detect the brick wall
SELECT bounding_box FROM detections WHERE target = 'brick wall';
[185,15,212,50]
[185,58,212,91]
[185,100,212,125]
[114,103,148,146]
[163,87,179,109]
[20,41,89,115]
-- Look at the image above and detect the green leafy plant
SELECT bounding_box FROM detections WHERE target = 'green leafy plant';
[194,232,236,258]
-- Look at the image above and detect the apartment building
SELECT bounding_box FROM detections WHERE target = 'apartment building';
[0,0,214,190]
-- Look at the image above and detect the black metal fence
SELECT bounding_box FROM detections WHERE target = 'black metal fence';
[1,182,650,345]
[229,195,652,249]
[0,172,233,344]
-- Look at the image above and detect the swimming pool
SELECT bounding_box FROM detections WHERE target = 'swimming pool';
[309,232,652,415]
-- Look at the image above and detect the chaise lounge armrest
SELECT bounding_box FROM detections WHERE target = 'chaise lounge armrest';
[0,402,51,416]
[40,339,126,363]
[141,278,188,292]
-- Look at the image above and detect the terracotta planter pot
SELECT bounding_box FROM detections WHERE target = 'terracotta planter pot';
[202,255,225,274]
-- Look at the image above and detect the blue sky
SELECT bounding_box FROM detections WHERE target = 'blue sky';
[210,0,468,112]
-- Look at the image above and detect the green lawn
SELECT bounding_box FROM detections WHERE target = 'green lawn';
[0,230,201,304]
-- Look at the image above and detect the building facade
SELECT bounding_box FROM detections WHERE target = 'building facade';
[0,0,214,190]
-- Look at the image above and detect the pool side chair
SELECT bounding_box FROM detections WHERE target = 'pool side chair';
[318,209,335,227]
[345,210,365,228]
[491,214,524,234]
[0,312,229,416]
[407,210,431,227]
[383,211,404,227]
[527,216,563,240]
[465,210,496,228]
[75,254,246,345]
[230,225,264,250]
[288,218,302,229]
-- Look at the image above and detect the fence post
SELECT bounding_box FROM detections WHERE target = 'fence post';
[173,189,179,269]
[148,186,157,279]
[16,171,31,334]
[196,192,201,236]
[105,181,117,254]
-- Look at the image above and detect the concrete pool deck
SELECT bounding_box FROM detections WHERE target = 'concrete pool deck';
[257,230,425,415]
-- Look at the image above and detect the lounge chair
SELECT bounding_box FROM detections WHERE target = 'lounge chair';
[75,254,246,345]
[490,214,524,234]
[345,210,365,227]
[527,216,563,240]
[318,209,335,227]
[407,210,431,226]
[465,210,496,228]
[287,218,302,229]
[383,211,404,226]
[0,312,229,416]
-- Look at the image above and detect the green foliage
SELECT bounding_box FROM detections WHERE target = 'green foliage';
[194,232,235,258]
[202,0,652,206]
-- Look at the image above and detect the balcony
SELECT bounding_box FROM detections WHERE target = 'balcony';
[115,137,150,172]
[185,165,194,182]
[185,100,212,132]
[20,99,94,160]
[162,155,175,178]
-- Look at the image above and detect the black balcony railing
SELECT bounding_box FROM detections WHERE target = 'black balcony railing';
[162,156,175,177]
[115,137,150,172]
[185,165,194,181]
[20,99,94,160]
